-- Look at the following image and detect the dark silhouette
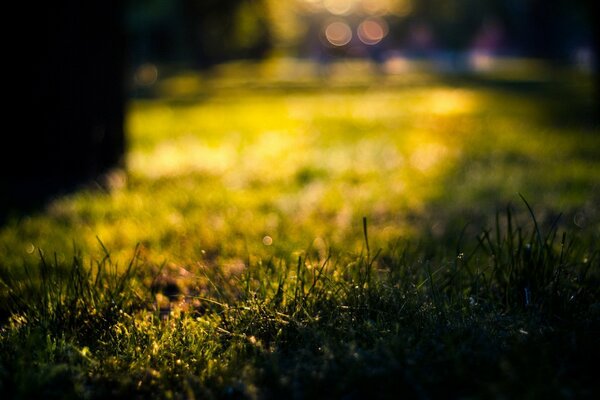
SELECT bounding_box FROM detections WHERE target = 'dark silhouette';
[3,2,126,221]
[181,0,272,69]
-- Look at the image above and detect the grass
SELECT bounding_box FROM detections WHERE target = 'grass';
[1,210,598,399]
[1,58,599,398]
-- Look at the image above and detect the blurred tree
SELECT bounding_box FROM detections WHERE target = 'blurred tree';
[126,0,184,65]
[125,0,273,69]
[181,0,272,68]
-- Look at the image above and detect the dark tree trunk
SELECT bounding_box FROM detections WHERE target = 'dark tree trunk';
[3,2,126,219]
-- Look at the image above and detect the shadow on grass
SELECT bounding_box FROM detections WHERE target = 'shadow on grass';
[439,73,598,130]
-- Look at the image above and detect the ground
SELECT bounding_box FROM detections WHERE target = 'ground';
[1,58,598,399]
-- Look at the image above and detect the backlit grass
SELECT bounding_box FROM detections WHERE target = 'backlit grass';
[1,59,599,398]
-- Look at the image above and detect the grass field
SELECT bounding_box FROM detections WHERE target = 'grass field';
[1,59,599,399]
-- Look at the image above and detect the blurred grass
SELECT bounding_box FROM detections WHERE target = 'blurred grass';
[1,58,597,271]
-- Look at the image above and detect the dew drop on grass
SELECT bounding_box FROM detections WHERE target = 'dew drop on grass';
[262,236,273,246]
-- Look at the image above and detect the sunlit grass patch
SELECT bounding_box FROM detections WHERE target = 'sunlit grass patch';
[2,63,598,272]
[0,59,598,397]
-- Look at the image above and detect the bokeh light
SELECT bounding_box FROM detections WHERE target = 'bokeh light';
[357,18,388,45]
[382,53,410,74]
[324,21,353,47]
[324,0,354,16]
[468,51,495,72]
[134,63,158,87]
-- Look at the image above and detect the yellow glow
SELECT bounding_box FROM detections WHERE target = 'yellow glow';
[300,0,412,17]
[128,137,237,178]
[428,89,476,115]
[409,142,449,172]
[361,0,412,16]
[265,2,308,46]
[361,0,387,14]
[357,18,388,45]
[324,0,354,15]
[158,74,204,98]
[388,0,413,16]
[325,21,353,46]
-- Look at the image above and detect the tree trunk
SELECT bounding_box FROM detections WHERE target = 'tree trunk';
[3,1,126,218]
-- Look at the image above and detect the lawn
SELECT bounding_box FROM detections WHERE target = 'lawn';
[1,58,599,399]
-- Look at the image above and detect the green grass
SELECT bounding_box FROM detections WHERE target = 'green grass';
[1,59,599,398]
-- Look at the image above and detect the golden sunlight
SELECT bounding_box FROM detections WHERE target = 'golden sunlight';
[409,142,450,173]
[324,0,354,16]
[301,0,413,16]
[427,89,477,116]
[128,137,237,178]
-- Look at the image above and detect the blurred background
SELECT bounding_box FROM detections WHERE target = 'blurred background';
[5,0,598,203]
[126,0,596,73]
[1,0,598,266]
